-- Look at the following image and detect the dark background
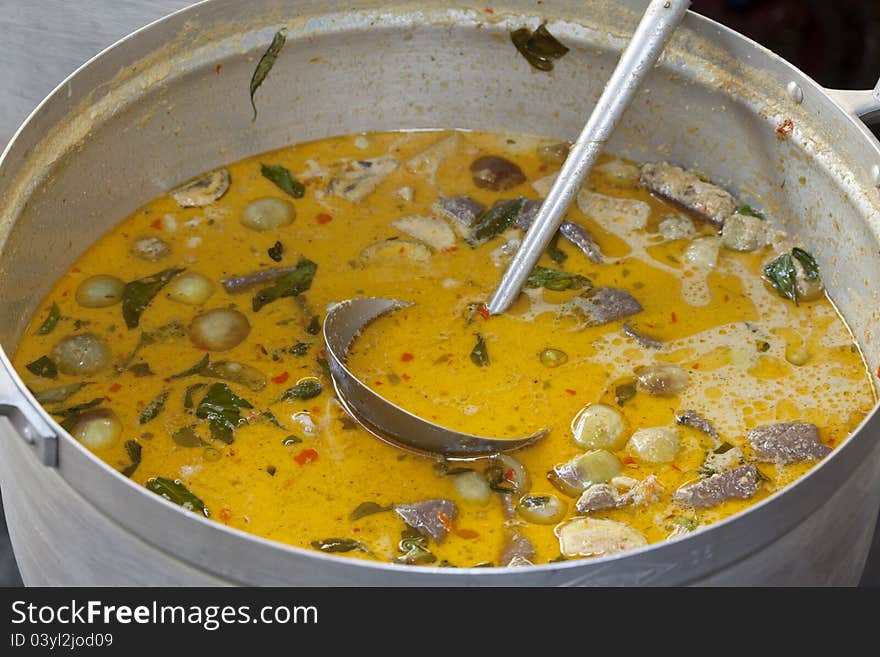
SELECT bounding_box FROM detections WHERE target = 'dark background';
[1,0,879,586]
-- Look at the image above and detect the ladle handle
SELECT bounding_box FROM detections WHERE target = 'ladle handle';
[486,0,691,314]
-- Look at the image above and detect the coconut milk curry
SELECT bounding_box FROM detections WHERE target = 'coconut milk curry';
[14,130,875,567]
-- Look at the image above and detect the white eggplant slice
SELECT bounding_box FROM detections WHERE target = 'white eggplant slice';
[405,133,459,184]
[359,239,432,265]
[391,215,456,251]
[577,190,650,237]
[555,517,648,557]
[171,169,230,207]
[330,155,399,202]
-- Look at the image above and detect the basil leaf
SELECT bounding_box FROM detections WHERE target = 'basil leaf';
[34,303,61,336]
[139,389,170,424]
[252,257,317,312]
[260,410,286,429]
[268,240,284,262]
[146,477,209,517]
[763,252,798,304]
[484,464,516,494]
[172,426,203,447]
[673,515,697,531]
[511,24,569,72]
[121,440,142,477]
[261,163,305,198]
[397,527,436,564]
[547,232,567,264]
[32,382,89,404]
[316,356,331,379]
[290,342,309,356]
[200,360,267,392]
[183,383,207,410]
[122,268,184,329]
[26,355,58,380]
[282,379,322,401]
[49,397,104,417]
[249,28,287,121]
[466,197,527,246]
[615,382,637,406]
[349,501,394,521]
[128,362,154,377]
[470,334,489,367]
[170,354,210,379]
[195,382,253,444]
[310,538,371,554]
[734,203,766,220]
[526,265,591,291]
[792,247,820,281]
[306,315,321,335]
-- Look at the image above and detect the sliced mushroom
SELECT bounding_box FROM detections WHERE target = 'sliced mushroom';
[554,517,648,557]
[171,169,230,207]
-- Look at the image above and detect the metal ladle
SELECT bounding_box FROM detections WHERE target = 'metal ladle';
[323,0,691,458]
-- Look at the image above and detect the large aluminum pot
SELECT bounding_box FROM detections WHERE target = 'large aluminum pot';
[2,0,880,586]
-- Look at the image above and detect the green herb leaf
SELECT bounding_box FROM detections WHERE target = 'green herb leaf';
[170,354,210,379]
[433,461,473,476]
[121,440,142,477]
[261,163,305,198]
[32,382,89,404]
[183,383,206,410]
[122,319,187,369]
[673,515,697,531]
[547,232,567,264]
[349,501,394,521]
[734,203,766,220]
[306,315,321,335]
[268,240,284,262]
[316,356,331,379]
[172,426,203,447]
[520,495,551,508]
[201,361,268,392]
[526,265,591,291]
[466,197,528,246]
[49,396,104,417]
[310,538,371,554]
[763,252,798,304]
[139,389,170,424]
[282,379,322,401]
[250,28,287,121]
[252,257,317,312]
[146,477,209,517]
[470,334,489,367]
[484,464,516,494]
[260,410,286,429]
[290,342,309,356]
[195,382,253,444]
[510,24,569,72]
[128,362,154,377]
[282,435,303,446]
[122,268,184,329]
[26,356,57,380]
[397,526,436,564]
[35,303,61,335]
[792,247,820,280]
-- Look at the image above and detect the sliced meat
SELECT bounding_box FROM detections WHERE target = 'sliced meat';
[639,161,736,226]
[555,517,648,557]
[329,155,399,202]
[221,266,300,293]
[391,215,456,250]
[500,532,536,567]
[559,221,603,263]
[675,410,720,442]
[622,322,662,349]
[673,464,761,509]
[394,499,458,543]
[433,195,486,234]
[575,475,663,514]
[563,287,642,327]
[470,155,526,191]
[747,422,831,464]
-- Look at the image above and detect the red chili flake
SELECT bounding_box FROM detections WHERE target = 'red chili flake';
[311,406,320,414]
[504,468,516,482]
[476,21,484,28]
[316,213,333,224]
[294,449,319,465]
[485,7,494,13]
[827,439,836,446]
[214,64,222,74]
[724,294,730,303]
[622,455,635,465]
[438,512,455,532]
[876,365,880,379]
[775,118,794,135]
[353,527,361,533]
[150,218,162,230]
[691,363,700,370]
[109,383,122,393]
[476,304,490,320]
[457,528,479,540]
[442,246,459,253]
[401,353,414,362]
[401,373,411,381]
[271,371,290,384]
[670,464,682,472]
[670,311,678,323]
[219,508,232,523]
[374,380,383,386]
[564,388,576,395]
[70,266,81,273]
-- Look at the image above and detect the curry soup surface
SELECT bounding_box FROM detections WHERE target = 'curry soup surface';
[14,130,875,567]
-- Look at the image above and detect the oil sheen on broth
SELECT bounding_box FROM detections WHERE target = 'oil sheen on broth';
[14,130,875,567]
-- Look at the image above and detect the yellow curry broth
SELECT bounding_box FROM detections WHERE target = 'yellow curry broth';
[14,130,875,567]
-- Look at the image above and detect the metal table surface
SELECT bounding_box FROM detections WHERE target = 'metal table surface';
[0,0,878,587]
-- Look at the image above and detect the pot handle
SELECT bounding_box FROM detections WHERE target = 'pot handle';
[0,347,58,466]
[824,77,880,125]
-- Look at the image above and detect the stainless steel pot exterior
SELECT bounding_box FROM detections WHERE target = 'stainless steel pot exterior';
[2,0,880,585]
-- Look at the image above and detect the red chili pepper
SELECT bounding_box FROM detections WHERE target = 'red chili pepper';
[723,294,730,303]
[438,512,455,532]
[401,353,414,362]
[670,464,682,472]
[775,118,794,135]
[670,311,678,323]
[108,383,122,393]
[457,528,479,540]
[219,508,232,523]
[876,365,880,379]
[504,468,516,482]
[564,388,576,395]
[691,363,700,370]
[476,304,490,320]
[214,64,222,74]
[294,449,318,465]
[401,373,411,381]
[150,218,162,230]
[271,371,290,384]
[622,455,635,465]
[70,266,81,273]
[316,213,333,224]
